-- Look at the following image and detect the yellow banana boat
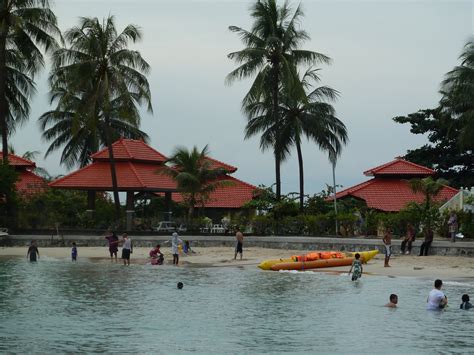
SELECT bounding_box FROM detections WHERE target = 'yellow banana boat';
[258,250,378,271]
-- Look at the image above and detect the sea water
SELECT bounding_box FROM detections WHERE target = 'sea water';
[0,256,473,354]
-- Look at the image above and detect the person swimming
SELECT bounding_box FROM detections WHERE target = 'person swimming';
[460,294,472,310]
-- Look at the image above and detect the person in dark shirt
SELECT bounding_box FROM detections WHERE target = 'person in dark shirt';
[105,231,119,262]
[71,242,78,262]
[27,241,39,262]
[460,294,472,310]
[419,228,433,256]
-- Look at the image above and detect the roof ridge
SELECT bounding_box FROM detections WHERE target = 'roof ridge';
[335,179,375,196]
[0,152,36,166]
[224,174,256,189]
[121,139,133,159]
[128,161,146,188]
[205,156,238,172]
[364,158,434,175]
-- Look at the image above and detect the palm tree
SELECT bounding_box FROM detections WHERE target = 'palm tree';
[409,177,447,229]
[227,0,330,201]
[0,0,60,162]
[441,39,474,151]
[40,93,149,169]
[160,145,230,219]
[245,68,348,211]
[44,16,153,222]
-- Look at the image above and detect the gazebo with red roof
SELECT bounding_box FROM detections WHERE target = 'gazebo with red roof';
[49,139,257,229]
[0,152,47,196]
[333,157,458,212]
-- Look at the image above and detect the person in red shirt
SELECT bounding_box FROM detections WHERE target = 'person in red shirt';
[149,244,164,265]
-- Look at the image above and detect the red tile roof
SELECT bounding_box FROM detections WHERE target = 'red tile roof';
[203,157,238,173]
[157,175,256,208]
[49,162,177,191]
[16,170,47,196]
[364,157,434,176]
[0,152,36,168]
[91,138,167,163]
[334,178,458,212]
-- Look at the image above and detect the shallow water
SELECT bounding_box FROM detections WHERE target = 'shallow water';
[0,256,473,354]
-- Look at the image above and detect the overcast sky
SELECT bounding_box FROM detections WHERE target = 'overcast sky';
[12,0,473,195]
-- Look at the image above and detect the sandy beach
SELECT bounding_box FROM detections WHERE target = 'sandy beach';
[1,245,473,279]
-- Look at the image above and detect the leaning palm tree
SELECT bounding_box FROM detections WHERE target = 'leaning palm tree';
[160,145,230,219]
[44,16,153,222]
[0,0,60,162]
[440,39,474,151]
[227,0,330,201]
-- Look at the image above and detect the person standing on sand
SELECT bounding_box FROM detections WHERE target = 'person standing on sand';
[385,294,398,308]
[120,233,133,266]
[27,241,39,262]
[234,227,244,260]
[448,212,458,243]
[171,232,183,265]
[71,242,78,262]
[105,231,119,262]
[419,228,433,256]
[383,229,392,267]
[400,223,415,255]
[427,279,448,310]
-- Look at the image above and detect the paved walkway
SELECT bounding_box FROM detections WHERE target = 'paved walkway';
[5,234,474,255]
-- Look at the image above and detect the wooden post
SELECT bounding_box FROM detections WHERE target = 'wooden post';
[164,191,172,221]
[126,191,134,231]
[86,190,96,219]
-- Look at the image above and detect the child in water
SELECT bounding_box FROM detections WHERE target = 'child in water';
[348,253,363,281]
[27,241,39,262]
[71,242,78,262]
[460,294,472,310]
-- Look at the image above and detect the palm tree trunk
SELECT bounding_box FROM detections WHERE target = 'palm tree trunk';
[296,139,304,212]
[0,17,8,163]
[272,64,281,201]
[104,118,121,224]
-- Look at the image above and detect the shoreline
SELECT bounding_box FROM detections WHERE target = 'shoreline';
[2,246,473,280]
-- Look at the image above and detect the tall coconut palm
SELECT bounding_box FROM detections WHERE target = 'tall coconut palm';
[441,39,474,150]
[227,0,330,201]
[0,0,60,162]
[44,16,152,222]
[160,145,230,219]
[280,68,347,211]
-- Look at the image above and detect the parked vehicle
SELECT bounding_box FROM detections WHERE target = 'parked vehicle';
[153,221,177,232]
[153,222,187,232]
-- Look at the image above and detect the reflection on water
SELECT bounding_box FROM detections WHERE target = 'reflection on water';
[0,256,473,353]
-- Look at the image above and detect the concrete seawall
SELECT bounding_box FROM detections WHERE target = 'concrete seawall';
[2,234,474,257]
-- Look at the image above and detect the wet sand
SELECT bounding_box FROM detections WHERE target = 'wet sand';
[2,245,473,279]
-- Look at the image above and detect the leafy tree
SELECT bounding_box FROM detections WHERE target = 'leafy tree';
[394,40,474,188]
[160,145,230,219]
[227,0,330,201]
[0,0,60,162]
[42,16,152,222]
[440,39,474,151]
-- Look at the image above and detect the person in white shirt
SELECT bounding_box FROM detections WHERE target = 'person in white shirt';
[120,233,133,266]
[427,279,448,310]
[171,232,183,265]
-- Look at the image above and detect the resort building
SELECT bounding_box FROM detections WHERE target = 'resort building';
[333,157,458,212]
[0,152,47,196]
[49,139,256,229]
